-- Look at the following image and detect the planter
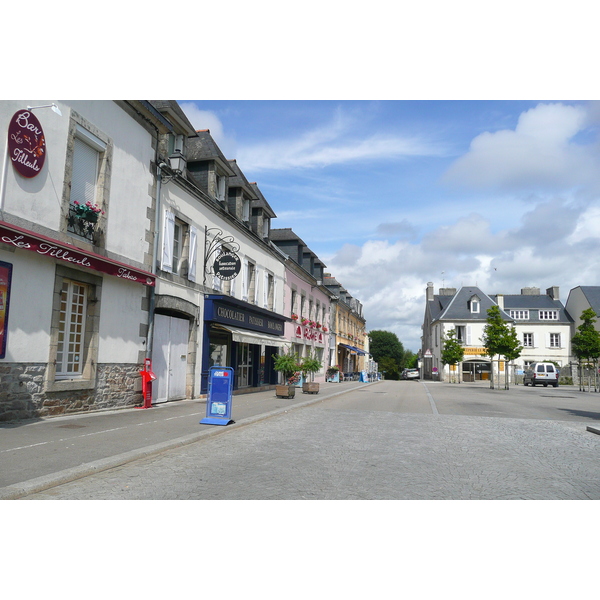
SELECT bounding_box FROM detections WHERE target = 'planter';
[302,382,320,394]
[276,385,296,398]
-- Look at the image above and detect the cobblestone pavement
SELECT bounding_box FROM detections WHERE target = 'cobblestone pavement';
[24,403,600,500]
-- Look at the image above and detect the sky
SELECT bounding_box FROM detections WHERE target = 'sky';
[178,100,600,352]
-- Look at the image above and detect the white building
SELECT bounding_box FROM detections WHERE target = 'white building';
[0,100,164,420]
[421,283,572,383]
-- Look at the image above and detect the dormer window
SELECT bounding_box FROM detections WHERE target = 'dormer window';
[469,295,480,313]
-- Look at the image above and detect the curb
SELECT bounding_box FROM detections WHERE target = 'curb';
[0,381,376,500]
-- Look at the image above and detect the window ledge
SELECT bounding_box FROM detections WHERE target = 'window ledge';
[45,378,95,393]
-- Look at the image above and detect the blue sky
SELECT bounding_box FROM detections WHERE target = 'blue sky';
[179,100,600,352]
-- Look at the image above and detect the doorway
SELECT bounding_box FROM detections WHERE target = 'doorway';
[152,313,189,403]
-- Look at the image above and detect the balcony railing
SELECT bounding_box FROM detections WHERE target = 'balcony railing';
[67,205,100,243]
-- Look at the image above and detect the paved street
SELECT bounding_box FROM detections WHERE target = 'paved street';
[16,380,600,500]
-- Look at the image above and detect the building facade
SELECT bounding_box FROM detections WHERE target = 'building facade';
[421,283,572,383]
[0,100,164,420]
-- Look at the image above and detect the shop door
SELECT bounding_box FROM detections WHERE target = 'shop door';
[153,314,188,403]
[237,342,253,388]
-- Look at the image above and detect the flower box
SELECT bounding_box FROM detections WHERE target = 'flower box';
[276,385,296,398]
[302,382,320,394]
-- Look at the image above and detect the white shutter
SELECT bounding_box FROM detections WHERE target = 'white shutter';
[466,325,472,345]
[254,267,261,305]
[273,277,278,312]
[263,271,269,308]
[241,259,248,301]
[161,209,175,273]
[212,244,222,291]
[188,226,198,283]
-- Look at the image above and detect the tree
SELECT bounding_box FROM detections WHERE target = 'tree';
[571,308,600,392]
[481,305,523,389]
[441,329,465,383]
[368,330,405,378]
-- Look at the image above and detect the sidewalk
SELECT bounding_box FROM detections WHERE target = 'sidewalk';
[0,380,376,499]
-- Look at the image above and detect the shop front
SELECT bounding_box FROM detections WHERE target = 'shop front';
[202,295,288,394]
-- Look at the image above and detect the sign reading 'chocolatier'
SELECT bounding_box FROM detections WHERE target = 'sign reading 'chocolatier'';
[8,110,47,178]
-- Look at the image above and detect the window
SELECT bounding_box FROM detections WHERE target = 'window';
[265,273,275,311]
[66,123,110,241]
[469,295,480,313]
[216,173,226,203]
[160,211,196,281]
[172,218,184,275]
[539,310,559,320]
[523,333,533,347]
[242,198,250,222]
[291,289,297,315]
[510,310,530,320]
[549,333,561,348]
[455,326,466,343]
[56,280,88,378]
[244,261,256,303]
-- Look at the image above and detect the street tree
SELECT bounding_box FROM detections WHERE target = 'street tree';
[571,308,600,391]
[481,305,523,389]
[368,330,405,379]
[441,328,465,383]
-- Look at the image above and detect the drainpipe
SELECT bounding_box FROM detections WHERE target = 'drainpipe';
[146,161,166,361]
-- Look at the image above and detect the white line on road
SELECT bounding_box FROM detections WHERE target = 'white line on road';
[420,382,439,415]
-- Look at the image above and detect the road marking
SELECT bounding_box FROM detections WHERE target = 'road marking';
[420,382,439,415]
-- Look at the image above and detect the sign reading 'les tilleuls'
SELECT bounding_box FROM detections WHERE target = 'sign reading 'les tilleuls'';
[213,252,241,280]
[8,109,47,178]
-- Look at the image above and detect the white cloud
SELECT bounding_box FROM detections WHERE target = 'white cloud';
[235,112,448,172]
[178,102,237,158]
[443,102,599,192]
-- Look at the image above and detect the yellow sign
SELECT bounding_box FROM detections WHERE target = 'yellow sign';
[463,347,487,355]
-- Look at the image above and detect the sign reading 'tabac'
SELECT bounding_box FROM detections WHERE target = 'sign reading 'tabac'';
[7,110,46,178]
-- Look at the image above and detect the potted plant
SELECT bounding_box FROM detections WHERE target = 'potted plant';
[291,313,298,321]
[326,365,340,382]
[73,200,104,223]
[273,351,301,398]
[300,351,323,394]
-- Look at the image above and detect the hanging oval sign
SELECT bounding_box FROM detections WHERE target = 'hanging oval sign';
[214,252,241,280]
[7,109,47,178]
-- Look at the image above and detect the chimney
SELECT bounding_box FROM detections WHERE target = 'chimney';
[496,294,504,309]
[546,286,559,300]
[521,287,540,296]
[426,282,434,302]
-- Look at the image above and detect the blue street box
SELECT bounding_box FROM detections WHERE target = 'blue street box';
[200,366,235,426]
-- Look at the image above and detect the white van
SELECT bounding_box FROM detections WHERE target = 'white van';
[523,362,559,387]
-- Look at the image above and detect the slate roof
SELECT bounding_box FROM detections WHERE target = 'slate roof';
[250,183,277,218]
[492,294,572,323]
[227,160,258,199]
[186,130,236,175]
[578,286,600,316]
[433,286,511,322]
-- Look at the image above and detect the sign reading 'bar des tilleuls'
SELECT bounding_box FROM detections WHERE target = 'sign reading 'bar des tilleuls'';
[8,110,47,178]
[213,252,241,280]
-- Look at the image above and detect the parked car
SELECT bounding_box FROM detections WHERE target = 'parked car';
[402,368,420,380]
[523,362,559,387]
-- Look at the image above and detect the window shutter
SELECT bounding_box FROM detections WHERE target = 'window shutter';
[161,209,175,273]
[212,244,222,291]
[188,226,198,283]
[71,138,99,206]
[466,325,472,345]
[241,259,248,301]
[263,270,269,308]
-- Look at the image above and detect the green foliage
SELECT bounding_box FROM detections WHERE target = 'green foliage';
[300,351,323,381]
[379,356,401,380]
[273,351,301,381]
[368,330,406,373]
[403,350,419,369]
[441,329,465,366]
[571,308,600,363]
[481,305,523,360]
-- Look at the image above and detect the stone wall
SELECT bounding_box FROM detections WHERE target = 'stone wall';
[0,363,143,422]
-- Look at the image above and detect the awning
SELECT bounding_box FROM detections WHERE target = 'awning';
[213,325,291,349]
[339,343,366,355]
[0,220,155,286]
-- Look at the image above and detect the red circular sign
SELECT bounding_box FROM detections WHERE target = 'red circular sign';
[7,109,47,178]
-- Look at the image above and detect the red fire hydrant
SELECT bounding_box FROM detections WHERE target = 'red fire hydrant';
[137,358,156,409]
